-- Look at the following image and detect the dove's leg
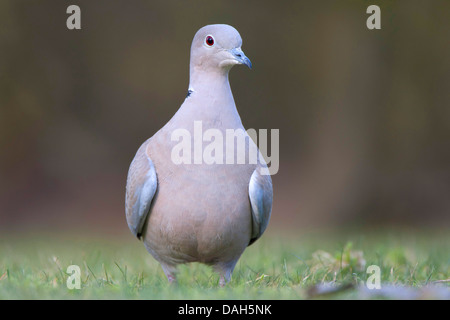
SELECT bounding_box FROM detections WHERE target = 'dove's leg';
[161,263,177,284]
[219,274,230,287]
[215,260,238,287]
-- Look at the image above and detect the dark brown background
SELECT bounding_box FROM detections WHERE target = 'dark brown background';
[1,1,449,236]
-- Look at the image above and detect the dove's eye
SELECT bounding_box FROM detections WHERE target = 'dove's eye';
[205,35,214,46]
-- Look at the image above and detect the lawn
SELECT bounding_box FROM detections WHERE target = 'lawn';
[0,228,448,299]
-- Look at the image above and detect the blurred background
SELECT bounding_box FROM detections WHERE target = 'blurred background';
[0,0,449,237]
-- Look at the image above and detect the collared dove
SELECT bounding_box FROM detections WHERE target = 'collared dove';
[125,24,273,286]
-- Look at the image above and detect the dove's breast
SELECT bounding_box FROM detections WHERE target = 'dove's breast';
[141,121,257,266]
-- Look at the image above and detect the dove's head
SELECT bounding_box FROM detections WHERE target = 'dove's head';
[190,24,252,74]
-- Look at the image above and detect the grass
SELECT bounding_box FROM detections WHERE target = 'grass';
[0,228,448,299]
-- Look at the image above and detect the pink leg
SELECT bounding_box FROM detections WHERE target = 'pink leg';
[167,273,176,284]
[219,275,228,287]
[215,261,237,287]
[161,263,177,284]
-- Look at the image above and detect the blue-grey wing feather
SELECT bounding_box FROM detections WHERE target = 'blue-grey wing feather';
[125,146,158,240]
[248,166,273,245]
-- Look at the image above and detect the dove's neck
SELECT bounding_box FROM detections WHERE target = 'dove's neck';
[183,68,242,126]
[188,68,232,101]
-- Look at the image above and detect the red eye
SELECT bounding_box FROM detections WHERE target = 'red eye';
[205,36,214,46]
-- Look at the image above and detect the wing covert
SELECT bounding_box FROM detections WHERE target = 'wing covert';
[248,166,273,245]
[125,143,158,239]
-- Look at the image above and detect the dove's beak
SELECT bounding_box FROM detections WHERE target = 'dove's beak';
[230,47,252,69]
